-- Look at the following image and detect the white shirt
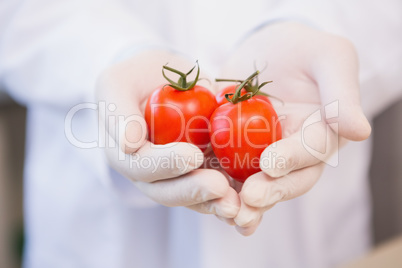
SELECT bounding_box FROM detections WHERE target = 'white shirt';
[0,0,401,267]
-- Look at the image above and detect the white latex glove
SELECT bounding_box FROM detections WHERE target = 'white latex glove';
[219,22,371,235]
[96,50,240,219]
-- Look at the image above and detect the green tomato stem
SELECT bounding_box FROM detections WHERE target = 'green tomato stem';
[216,71,283,105]
[223,71,259,104]
[162,61,200,91]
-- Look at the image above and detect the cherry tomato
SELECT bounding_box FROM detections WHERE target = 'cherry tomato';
[145,63,217,150]
[216,84,272,106]
[210,71,281,182]
[145,84,217,150]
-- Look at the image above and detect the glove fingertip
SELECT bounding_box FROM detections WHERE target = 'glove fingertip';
[235,220,261,236]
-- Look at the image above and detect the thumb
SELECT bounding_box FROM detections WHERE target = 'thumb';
[98,86,148,154]
[312,36,371,141]
[97,50,208,153]
[115,103,148,154]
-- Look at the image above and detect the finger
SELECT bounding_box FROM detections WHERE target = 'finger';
[105,140,204,183]
[242,164,325,208]
[97,57,160,154]
[187,186,240,218]
[234,184,276,236]
[97,50,198,154]
[115,104,149,154]
[216,216,236,226]
[235,217,263,236]
[261,116,338,178]
[312,36,371,141]
[97,89,148,154]
[235,192,266,236]
[134,169,236,208]
[234,196,265,228]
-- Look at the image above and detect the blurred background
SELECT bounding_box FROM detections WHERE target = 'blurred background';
[0,95,25,268]
[0,94,401,268]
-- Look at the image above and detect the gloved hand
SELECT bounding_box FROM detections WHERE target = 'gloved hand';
[96,50,240,219]
[219,22,371,235]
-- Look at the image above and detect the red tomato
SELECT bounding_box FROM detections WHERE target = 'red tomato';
[209,98,282,182]
[216,84,272,106]
[145,84,217,150]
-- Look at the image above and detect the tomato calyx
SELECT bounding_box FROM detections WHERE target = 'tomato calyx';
[162,61,200,91]
[216,70,271,104]
[216,71,284,105]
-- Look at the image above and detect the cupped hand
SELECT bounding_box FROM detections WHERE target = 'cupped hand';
[96,50,240,219]
[219,22,371,235]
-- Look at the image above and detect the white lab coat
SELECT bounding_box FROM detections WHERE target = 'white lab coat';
[0,0,401,267]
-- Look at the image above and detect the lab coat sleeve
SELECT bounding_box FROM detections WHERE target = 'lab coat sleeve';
[259,0,402,119]
[0,0,163,108]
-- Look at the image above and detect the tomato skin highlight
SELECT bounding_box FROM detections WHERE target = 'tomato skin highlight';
[145,85,218,150]
[209,98,282,182]
[215,84,272,106]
